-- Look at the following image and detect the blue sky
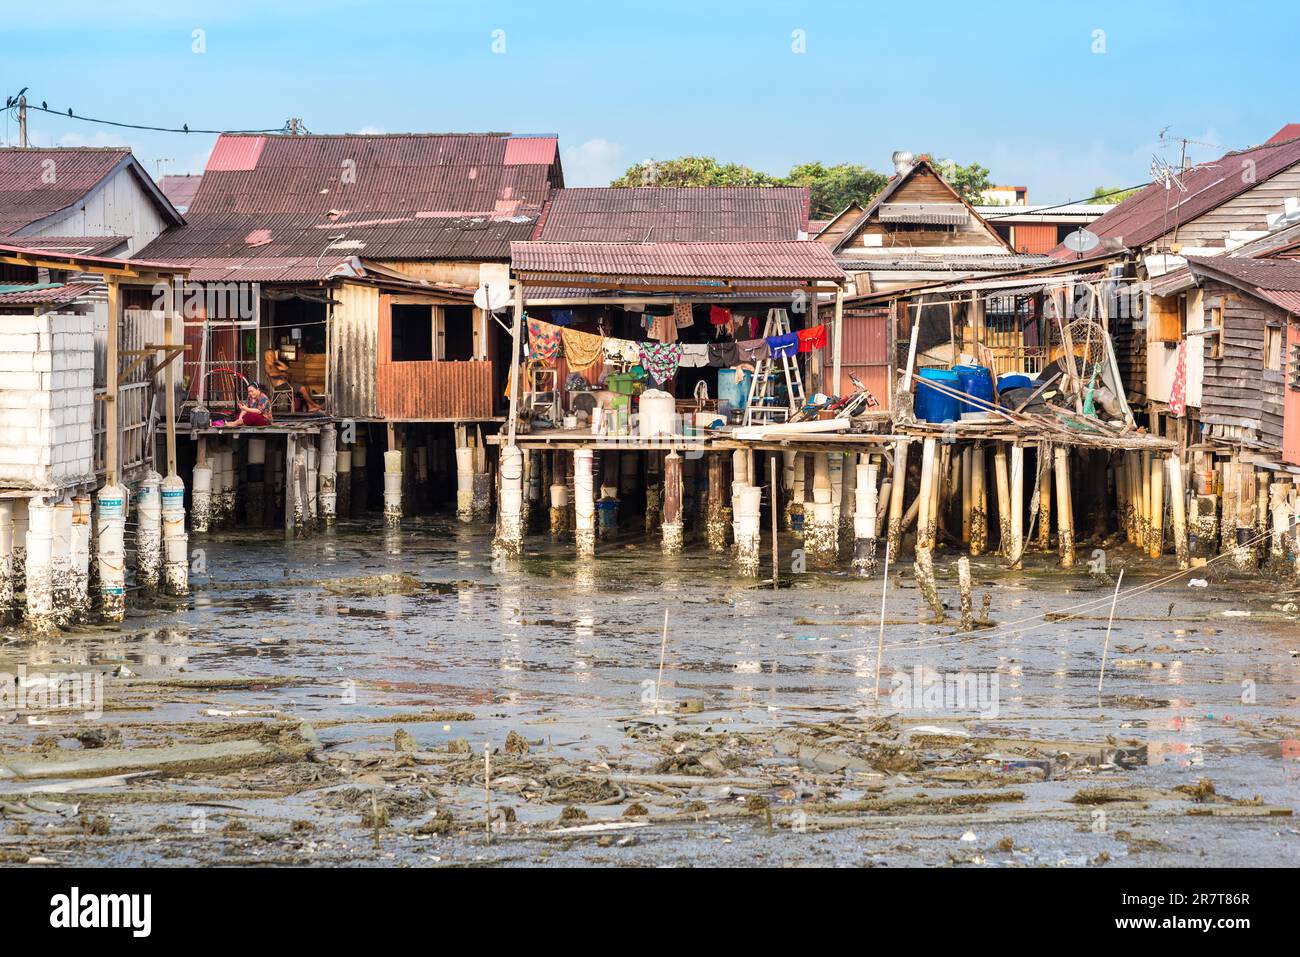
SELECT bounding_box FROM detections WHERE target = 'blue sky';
[2,0,1297,202]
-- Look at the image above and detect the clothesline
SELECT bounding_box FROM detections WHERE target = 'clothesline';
[525,315,829,387]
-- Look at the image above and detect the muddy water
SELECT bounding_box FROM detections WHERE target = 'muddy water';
[1,514,1297,867]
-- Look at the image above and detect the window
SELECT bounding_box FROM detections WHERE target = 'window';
[1206,305,1224,359]
[1290,332,1300,390]
[391,304,433,361]
[1149,293,1184,343]
[1264,325,1282,371]
[442,306,476,361]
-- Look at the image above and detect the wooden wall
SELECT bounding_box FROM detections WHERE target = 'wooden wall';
[1199,278,1285,450]
[844,166,1007,251]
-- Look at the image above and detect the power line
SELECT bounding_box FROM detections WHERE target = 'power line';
[981,183,1153,219]
[3,93,287,136]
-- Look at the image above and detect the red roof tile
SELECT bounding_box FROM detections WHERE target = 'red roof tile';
[1089,134,1300,249]
[1256,289,1300,313]
[535,187,811,243]
[511,241,845,281]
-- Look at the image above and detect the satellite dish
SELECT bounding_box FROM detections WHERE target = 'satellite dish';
[1063,229,1100,254]
[474,282,511,312]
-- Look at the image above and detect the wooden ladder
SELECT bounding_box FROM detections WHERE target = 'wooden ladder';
[743,308,806,426]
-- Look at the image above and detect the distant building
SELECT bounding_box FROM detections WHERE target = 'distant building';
[980,185,1028,207]
[973,202,1105,255]
[158,174,202,214]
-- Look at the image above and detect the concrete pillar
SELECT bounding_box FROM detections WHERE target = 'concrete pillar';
[70,496,91,622]
[217,447,236,529]
[494,444,524,558]
[781,450,797,531]
[245,437,267,527]
[733,483,762,576]
[51,497,74,626]
[135,470,162,592]
[162,474,189,596]
[662,450,683,554]
[456,445,474,522]
[318,425,337,526]
[25,498,56,631]
[96,484,127,623]
[0,501,13,622]
[305,439,319,527]
[574,449,595,558]
[336,444,352,519]
[10,497,27,586]
[852,456,879,577]
[805,451,837,566]
[644,452,662,533]
[383,447,403,528]
[191,460,212,533]
[471,445,492,521]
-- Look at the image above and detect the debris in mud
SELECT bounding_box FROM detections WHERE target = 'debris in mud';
[317,573,426,597]
[559,806,588,822]
[624,803,649,817]
[504,731,530,756]
[393,729,418,752]
[447,738,471,754]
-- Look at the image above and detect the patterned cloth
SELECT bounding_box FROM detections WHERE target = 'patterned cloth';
[528,318,561,364]
[767,332,798,359]
[797,324,827,353]
[1169,340,1187,417]
[673,302,694,329]
[561,328,605,369]
[604,338,641,363]
[550,309,575,327]
[639,342,683,385]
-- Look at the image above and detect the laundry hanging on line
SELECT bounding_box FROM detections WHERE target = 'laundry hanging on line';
[797,324,827,353]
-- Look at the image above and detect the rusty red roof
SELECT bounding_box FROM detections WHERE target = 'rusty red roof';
[1089,131,1300,250]
[1,235,128,257]
[534,187,811,243]
[1188,254,1300,291]
[511,241,845,281]
[140,133,562,278]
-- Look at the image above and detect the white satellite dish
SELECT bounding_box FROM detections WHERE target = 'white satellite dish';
[1062,228,1100,254]
[474,282,511,312]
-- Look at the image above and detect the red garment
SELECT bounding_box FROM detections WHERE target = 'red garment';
[241,411,271,426]
[797,324,827,352]
[709,305,732,326]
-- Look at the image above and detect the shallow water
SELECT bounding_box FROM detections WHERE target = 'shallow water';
[2,513,1298,867]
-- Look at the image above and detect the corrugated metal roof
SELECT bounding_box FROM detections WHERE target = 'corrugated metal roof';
[1089,133,1300,249]
[140,132,560,275]
[1187,254,1300,291]
[1,235,128,257]
[535,187,811,242]
[839,254,1051,272]
[512,241,845,280]
[504,135,558,166]
[0,281,98,306]
[1256,289,1300,313]
[0,147,131,234]
[878,203,970,226]
[158,174,202,211]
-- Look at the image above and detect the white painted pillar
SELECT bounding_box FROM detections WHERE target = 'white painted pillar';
[494,444,524,557]
[162,474,189,596]
[25,498,56,631]
[852,457,879,576]
[135,470,162,592]
[574,448,595,559]
[96,485,127,622]
[383,447,403,528]
[51,497,74,626]
[336,444,352,519]
[455,446,474,523]
[191,461,212,533]
[0,500,13,622]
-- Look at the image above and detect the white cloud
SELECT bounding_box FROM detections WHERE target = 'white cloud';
[355,126,386,135]
[562,138,625,186]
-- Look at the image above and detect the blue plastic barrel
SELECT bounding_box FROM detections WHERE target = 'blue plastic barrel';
[953,364,995,413]
[915,368,961,423]
[998,373,1032,393]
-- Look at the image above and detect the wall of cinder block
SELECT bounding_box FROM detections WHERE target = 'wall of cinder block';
[0,312,96,490]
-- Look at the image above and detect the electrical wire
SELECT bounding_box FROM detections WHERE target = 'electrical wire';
[980,183,1153,219]
[4,97,286,136]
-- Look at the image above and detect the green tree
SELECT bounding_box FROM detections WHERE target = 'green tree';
[782,162,890,219]
[1086,185,1142,204]
[610,156,780,189]
[919,154,995,203]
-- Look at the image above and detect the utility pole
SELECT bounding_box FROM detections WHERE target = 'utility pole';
[287,117,302,136]
[17,94,27,148]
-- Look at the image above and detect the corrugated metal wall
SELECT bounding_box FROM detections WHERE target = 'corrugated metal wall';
[820,304,891,408]
[1010,224,1058,255]
[330,282,379,419]
[376,360,495,420]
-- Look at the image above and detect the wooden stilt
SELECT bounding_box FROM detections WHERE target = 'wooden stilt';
[969,445,987,557]
[993,445,1011,562]
[1168,453,1189,570]
[1055,446,1075,568]
[1037,443,1052,551]
[1149,453,1164,559]
[1009,444,1024,569]
[886,439,909,558]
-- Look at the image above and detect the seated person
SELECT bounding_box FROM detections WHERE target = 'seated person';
[230,382,273,427]
[263,348,324,413]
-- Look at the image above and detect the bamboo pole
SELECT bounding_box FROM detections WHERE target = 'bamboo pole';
[1168,453,1189,569]
[886,439,909,557]
[1009,444,1024,569]
[993,444,1011,562]
[1055,446,1075,568]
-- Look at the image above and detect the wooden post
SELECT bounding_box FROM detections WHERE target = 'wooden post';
[104,277,120,487]
[661,450,683,554]
[886,439,909,557]
[1037,443,1052,551]
[969,445,987,556]
[994,444,1011,562]
[1009,444,1024,569]
[706,452,728,551]
[831,283,844,394]
[1055,446,1075,568]
[1149,452,1164,559]
[770,454,780,587]
[1168,453,1189,569]
[960,447,972,546]
[506,281,524,445]
[916,438,936,552]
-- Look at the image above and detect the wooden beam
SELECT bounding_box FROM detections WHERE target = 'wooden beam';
[105,278,120,487]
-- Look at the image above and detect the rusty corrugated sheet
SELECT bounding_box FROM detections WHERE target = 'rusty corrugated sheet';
[512,241,845,280]
[377,359,495,419]
[820,305,891,409]
[331,282,379,420]
[1011,223,1058,255]
[0,147,132,234]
